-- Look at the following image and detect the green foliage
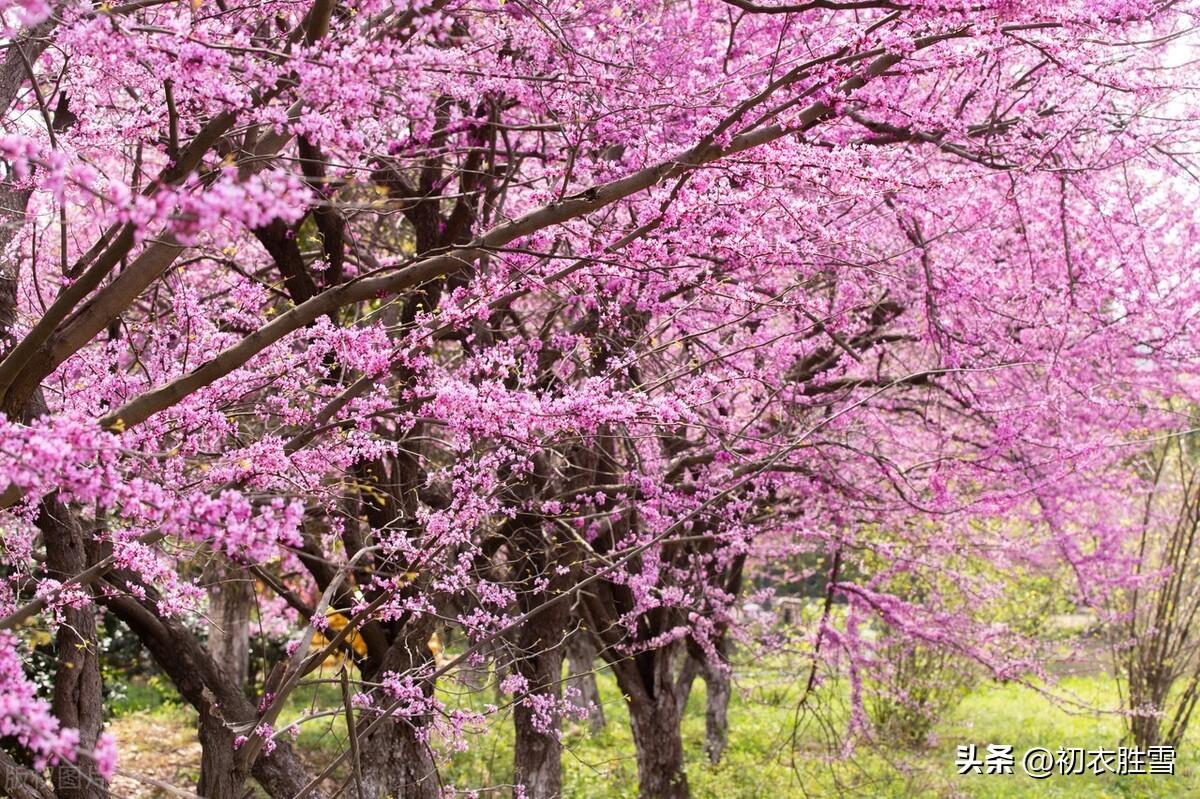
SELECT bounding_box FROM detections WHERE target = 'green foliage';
[105,675,181,717]
[867,641,976,750]
[859,536,1076,751]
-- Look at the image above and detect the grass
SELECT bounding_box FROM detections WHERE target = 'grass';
[106,658,1200,798]
[936,679,1197,799]
[438,657,1200,798]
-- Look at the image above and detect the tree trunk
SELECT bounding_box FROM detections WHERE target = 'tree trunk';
[197,707,249,799]
[0,749,56,799]
[99,582,322,799]
[601,638,690,799]
[358,622,441,799]
[505,512,575,799]
[702,655,730,764]
[206,562,253,689]
[565,629,605,733]
[39,499,106,799]
[511,600,569,799]
[626,687,688,799]
[674,643,732,765]
[9,240,105,796]
[358,716,440,799]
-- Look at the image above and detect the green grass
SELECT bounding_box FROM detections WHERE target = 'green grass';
[934,678,1198,799]
[439,660,1200,798]
[105,674,182,716]
[107,659,1200,798]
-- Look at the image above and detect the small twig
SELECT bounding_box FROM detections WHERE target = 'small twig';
[340,666,365,799]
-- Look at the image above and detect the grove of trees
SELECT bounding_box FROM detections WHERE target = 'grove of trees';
[2,1,1200,798]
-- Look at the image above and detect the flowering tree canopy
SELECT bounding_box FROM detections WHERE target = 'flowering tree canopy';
[1,1,1199,798]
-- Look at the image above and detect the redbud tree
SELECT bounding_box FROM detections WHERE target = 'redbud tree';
[1,1,1199,798]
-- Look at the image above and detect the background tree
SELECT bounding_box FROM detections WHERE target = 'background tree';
[1110,417,1200,749]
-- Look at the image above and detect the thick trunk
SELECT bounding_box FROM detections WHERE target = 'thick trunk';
[565,629,605,733]
[358,716,439,799]
[250,743,322,799]
[511,601,569,799]
[39,500,105,799]
[206,563,253,689]
[627,688,688,799]
[358,623,440,799]
[9,249,104,795]
[196,710,248,799]
[603,639,689,799]
[513,671,564,799]
[507,514,573,799]
[1127,668,1169,748]
[582,578,690,799]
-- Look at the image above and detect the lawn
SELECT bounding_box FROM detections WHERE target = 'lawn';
[106,657,1199,798]
[442,658,1199,799]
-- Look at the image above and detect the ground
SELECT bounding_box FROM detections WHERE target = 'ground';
[101,652,1199,799]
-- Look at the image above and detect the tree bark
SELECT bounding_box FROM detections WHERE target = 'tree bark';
[600,637,689,799]
[358,715,439,799]
[0,749,56,799]
[579,546,691,799]
[702,650,731,764]
[5,198,107,799]
[626,685,688,799]
[205,562,253,690]
[196,707,248,799]
[98,578,320,799]
[674,642,732,764]
[39,502,105,799]
[511,601,569,799]
[565,627,605,733]
[503,511,574,799]
[358,622,440,799]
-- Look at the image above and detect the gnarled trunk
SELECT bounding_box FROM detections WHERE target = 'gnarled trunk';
[39,499,105,799]
[605,639,689,799]
[197,708,249,799]
[627,686,688,799]
[99,580,320,799]
[358,622,440,799]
